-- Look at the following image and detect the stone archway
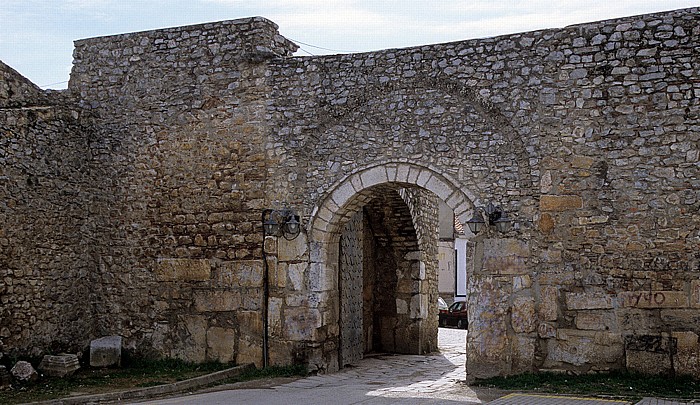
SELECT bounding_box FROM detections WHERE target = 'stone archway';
[307,162,478,371]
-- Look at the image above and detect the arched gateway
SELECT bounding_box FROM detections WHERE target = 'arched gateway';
[306,163,476,370]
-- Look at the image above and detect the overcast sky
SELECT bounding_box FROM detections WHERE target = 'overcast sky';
[1,1,697,89]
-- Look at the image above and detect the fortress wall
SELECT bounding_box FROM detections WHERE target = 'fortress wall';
[0,69,100,357]
[266,7,700,375]
[1,7,699,376]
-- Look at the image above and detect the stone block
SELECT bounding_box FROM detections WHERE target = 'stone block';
[575,310,617,331]
[691,280,700,308]
[512,335,535,373]
[624,334,675,375]
[206,327,236,363]
[238,310,263,336]
[155,258,211,281]
[237,336,262,368]
[11,361,38,382]
[540,195,583,211]
[626,350,672,375]
[194,290,241,312]
[571,155,595,169]
[511,296,536,333]
[410,293,428,319]
[38,354,80,377]
[545,330,623,368]
[90,335,122,367]
[218,261,263,287]
[672,331,700,376]
[539,286,559,321]
[287,262,306,290]
[565,292,613,310]
[284,307,321,340]
[619,291,688,308]
[172,316,207,363]
[482,239,529,275]
[278,233,308,262]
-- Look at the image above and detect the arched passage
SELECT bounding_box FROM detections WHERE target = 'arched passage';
[306,162,478,370]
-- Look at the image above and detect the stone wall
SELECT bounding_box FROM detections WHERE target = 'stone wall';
[1,7,699,378]
[0,66,102,357]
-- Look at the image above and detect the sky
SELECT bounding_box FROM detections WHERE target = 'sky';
[1,1,698,89]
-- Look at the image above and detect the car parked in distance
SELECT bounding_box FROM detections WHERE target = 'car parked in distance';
[438,296,448,311]
[439,300,468,329]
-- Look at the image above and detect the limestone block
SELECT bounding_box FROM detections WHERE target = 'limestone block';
[672,331,700,376]
[539,213,555,233]
[194,290,241,312]
[268,297,283,338]
[540,195,583,211]
[410,293,428,319]
[206,327,236,363]
[691,280,700,308]
[237,336,262,368]
[396,298,408,314]
[218,261,263,287]
[575,310,617,331]
[10,361,38,382]
[624,334,675,375]
[565,292,612,310]
[172,316,206,363]
[309,262,336,292]
[539,286,559,321]
[238,310,263,336]
[511,296,536,333]
[512,335,535,373]
[287,262,306,291]
[278,233,308,262]
[571,155,595,169]
[482,239,529,275]
[619,291,688,308]
[546,330,623,368]
[155,258,210,281]
[90,335,122,367]
[38,354,80,377]
[284,307,321,340]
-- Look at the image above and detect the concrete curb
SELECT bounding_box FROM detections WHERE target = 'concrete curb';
[34,363,256,404]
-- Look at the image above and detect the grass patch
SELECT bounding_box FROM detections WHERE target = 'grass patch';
[473,371,700,401]
[221,364,308,384]
[0,358,234,405]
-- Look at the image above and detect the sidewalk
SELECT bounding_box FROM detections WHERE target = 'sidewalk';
[489,393,697,404]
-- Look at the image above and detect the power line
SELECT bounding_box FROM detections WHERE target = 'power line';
[287,37,358,54]
[40,80,68,89]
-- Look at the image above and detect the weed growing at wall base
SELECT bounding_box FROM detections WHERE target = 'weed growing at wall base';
[473,371,700,402]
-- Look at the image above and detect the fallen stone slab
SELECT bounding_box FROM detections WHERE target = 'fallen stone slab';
[90,335,122,367]
[38,354,80,377]
[10,360,38,383]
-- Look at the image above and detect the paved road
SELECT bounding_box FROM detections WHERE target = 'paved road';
[135,327,496,404]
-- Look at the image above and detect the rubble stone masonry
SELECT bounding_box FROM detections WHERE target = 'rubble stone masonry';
[1,8,698,378]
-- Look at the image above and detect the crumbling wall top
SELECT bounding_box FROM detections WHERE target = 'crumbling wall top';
[0,60,51,108]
